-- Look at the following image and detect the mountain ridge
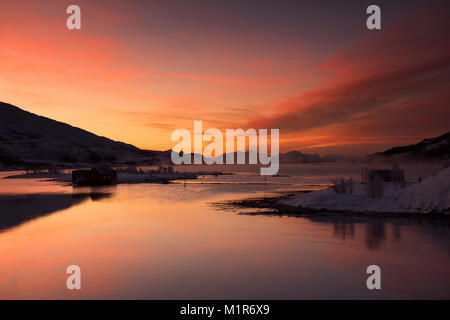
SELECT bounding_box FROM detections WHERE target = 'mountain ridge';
[0,102,155,167]
[374,131,450,159]
[2,101,448,168]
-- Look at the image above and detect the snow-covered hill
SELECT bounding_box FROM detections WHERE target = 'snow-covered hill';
[281,167,450,214]
[0,102,154,167]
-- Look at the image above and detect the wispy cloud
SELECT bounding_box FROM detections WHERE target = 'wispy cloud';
[246,6,450,153]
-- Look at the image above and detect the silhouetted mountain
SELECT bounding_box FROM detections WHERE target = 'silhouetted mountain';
[373,132,450,159]
[280,151,321,163]
[0,102,156,167]
[161,150,348,164]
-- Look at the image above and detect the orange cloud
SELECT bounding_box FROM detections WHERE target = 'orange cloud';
[1,1,448,155]
[246,5,450,154]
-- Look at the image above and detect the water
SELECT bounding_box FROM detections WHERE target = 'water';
[0,164,448,299]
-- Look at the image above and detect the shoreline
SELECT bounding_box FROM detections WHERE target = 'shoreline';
[215,190,450,223]
[1,170,231,185]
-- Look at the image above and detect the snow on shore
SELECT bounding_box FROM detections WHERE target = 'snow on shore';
[281,167,450,214]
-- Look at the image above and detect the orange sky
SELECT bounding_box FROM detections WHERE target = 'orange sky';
[1,0,449,155]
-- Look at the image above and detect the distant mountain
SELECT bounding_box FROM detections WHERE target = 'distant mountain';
[280,151,321,163]
[0,102,156,167]
[373,132,450,159]
[280,151,353,163]
[160,150,348,164]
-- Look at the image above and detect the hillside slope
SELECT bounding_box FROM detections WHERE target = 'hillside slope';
[0,102,154,166]
[376,132,450,159]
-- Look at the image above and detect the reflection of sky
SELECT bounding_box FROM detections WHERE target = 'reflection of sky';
[0,171,70,195]
[0,175,449,299]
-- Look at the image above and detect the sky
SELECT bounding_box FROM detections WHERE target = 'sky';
[1,0,449,155]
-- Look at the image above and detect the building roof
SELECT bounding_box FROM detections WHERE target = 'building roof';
[91,166,116,175]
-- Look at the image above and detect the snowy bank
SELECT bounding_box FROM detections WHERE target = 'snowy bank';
[281,167,450,214]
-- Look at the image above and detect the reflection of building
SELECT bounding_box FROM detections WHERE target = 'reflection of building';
[333,223,355,240]
[365,222,386,251]
[72,166,117,185]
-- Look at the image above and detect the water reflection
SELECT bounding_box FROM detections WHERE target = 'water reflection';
[393,224,402,241]
[308,216,393,250]
[364,222,387,250]
[324,218,447,252]
[0,191,113,232]
[283,214,447,251]
[0,171,448,299]
[333,222,355,240]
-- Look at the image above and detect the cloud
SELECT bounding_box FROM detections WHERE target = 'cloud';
[246,5,450,152]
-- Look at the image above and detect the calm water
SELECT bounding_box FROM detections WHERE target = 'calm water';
[0,164,449,299]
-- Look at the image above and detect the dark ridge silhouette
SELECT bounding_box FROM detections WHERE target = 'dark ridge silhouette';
[0,102,157,167]
[162,149,349,165]
[375,131,450,159]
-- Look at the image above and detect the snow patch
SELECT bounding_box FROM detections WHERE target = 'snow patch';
[281,167,450,213]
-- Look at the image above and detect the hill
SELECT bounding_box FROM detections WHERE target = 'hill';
[0,102,155,167]
[374,132,450,159]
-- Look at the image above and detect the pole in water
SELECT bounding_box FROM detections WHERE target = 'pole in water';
[264,176,267,199]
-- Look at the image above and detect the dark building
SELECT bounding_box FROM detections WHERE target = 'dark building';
[72,166,117,186]
[362,166,405,183]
